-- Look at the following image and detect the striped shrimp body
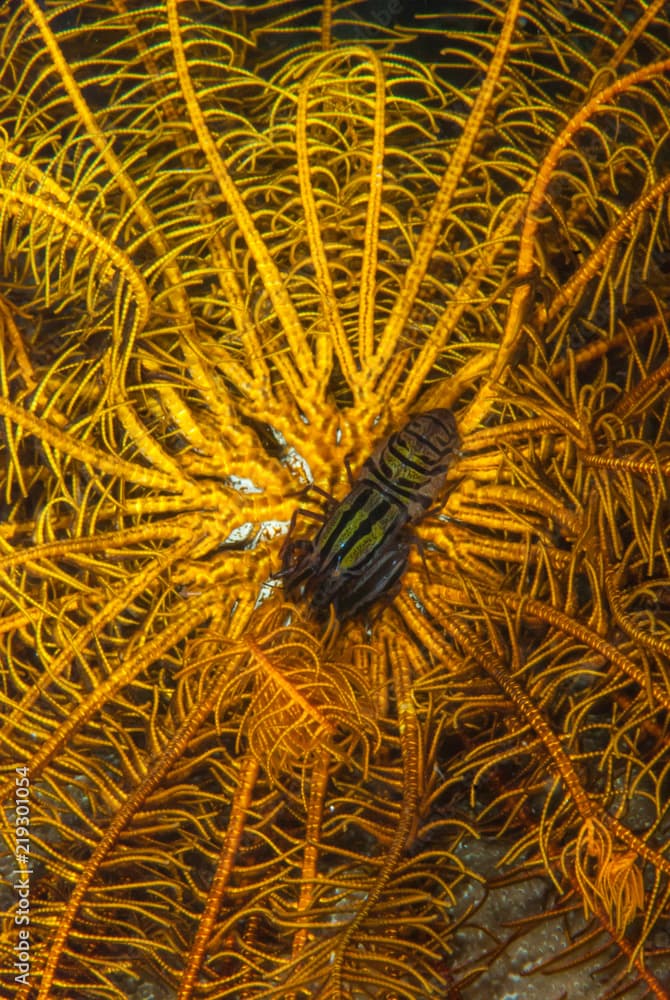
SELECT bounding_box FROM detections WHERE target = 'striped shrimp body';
[281,409,459,620]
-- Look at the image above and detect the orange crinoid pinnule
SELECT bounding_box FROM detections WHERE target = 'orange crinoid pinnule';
[0,2,669,998]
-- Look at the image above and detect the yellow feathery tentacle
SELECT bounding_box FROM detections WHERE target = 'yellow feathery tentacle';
[367,0,522,393]
[464,56,670,434]
[166,0,319,408]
